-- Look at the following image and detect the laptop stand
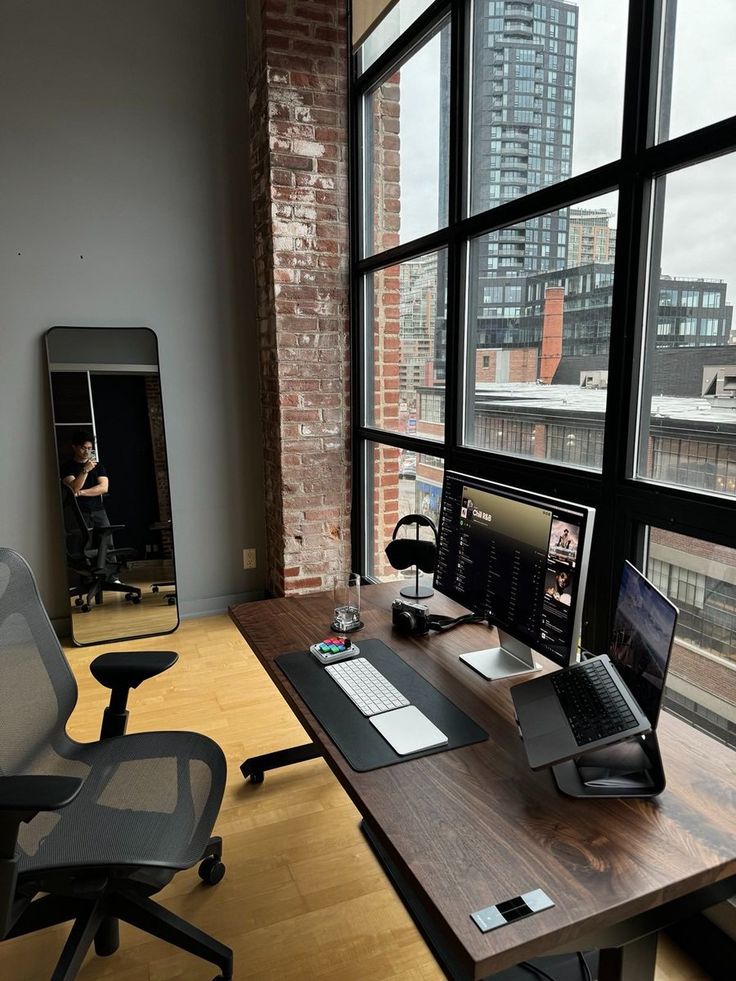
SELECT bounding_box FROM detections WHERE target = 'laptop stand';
[552,731,666,799]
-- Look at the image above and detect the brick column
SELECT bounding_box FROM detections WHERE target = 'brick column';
[247,0,350,595]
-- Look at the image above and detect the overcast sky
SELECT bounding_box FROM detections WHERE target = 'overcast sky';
[389,0,736,302]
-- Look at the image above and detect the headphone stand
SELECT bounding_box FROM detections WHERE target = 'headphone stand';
[398,522,434,599]
[399,567,434,600]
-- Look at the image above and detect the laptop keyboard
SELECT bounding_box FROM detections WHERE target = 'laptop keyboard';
[551,661,639,746]
[325,657,410,716]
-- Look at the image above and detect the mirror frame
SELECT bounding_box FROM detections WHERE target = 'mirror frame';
[45,325,179,646]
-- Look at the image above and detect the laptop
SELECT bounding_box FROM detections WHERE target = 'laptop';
[511,562,679,771]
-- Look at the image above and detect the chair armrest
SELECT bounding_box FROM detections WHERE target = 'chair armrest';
[0,776,83,814]
[90,651,178,690]
[91,652,178,740]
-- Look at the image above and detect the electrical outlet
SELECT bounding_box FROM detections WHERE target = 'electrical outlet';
[243,548,257,570]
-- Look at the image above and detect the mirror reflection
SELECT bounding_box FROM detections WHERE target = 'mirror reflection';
[46,327,178,645]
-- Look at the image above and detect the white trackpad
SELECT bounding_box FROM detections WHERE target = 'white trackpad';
[369,705,448,755]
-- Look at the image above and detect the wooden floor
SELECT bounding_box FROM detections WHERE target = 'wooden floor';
[0,614,714,980]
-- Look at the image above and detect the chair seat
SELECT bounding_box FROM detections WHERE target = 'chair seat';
[16,731,226,878]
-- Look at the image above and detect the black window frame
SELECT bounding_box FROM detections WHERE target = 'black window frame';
[348,0,736,655]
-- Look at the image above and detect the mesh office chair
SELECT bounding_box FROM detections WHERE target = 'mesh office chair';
[0,547,232,980]
[61,484,142,612]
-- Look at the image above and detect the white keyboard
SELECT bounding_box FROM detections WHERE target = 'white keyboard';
[325,657,410,716]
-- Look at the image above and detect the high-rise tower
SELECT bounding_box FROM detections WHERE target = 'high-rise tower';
[434,1,579,375]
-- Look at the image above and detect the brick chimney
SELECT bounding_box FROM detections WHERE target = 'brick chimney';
[539,286,564,383]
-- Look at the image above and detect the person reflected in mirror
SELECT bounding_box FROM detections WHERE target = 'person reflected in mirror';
[60,430,111,530]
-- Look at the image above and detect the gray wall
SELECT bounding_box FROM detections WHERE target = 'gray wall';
[0,0,267,621]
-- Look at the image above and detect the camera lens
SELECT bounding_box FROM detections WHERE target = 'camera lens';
[395,610,416,633]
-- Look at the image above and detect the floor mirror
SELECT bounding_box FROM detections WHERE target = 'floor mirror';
[46,326,178,645]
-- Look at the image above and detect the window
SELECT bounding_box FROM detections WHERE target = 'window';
[365,251,447,440]
[647,530,736,743]
[362,22,450,256]
[658,0,736,143]
[353,0,736,744]
[638,154,736,493]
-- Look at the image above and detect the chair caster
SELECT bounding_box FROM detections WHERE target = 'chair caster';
[248,769,264,784]
[167,595,176,605]
[81,603,91,613]
[132,595,141,604]
[152,585,159,593]
[198,856,226,885]
[74,597,84,606]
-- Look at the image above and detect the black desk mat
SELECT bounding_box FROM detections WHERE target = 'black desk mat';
[275,638,488,771]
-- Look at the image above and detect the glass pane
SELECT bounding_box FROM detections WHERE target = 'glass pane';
[367,441,444,579]
[468,0,627,216]
[657,1,736,143]
[366,250,447,439]
[462,191,618,470]
[363,22,450,256]
[637,155,736,496]
[647,528,736,747]
[357,0,436,75]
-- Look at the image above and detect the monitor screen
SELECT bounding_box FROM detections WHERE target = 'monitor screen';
[434,470,594,668]
[609,561,679,726]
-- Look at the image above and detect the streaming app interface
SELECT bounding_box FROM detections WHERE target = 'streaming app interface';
[435,475,584,664]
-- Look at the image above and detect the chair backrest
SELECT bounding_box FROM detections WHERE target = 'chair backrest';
[0,548,78,776]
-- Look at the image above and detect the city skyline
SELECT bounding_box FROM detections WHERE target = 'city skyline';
[381,0,735,303]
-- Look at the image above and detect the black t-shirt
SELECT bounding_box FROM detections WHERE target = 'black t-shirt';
[60,459,108,512]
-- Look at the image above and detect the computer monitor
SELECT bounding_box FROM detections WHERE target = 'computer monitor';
[434,470,595,680]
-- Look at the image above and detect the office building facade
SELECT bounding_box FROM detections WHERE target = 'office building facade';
[567,207,616,265]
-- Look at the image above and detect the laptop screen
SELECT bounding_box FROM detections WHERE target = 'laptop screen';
[608,561,679,726]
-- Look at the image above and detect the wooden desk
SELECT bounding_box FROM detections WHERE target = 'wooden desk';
[230,583,736,981]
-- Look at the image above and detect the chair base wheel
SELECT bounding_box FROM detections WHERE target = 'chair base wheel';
[249,770,264,784]
[198,856,226,885]
[81,603,91,613]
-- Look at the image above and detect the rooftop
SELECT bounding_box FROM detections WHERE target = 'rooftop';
[472,383,736,425]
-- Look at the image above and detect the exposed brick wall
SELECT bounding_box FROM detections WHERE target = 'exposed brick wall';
[247,0,351,595]
[474,347,538,383]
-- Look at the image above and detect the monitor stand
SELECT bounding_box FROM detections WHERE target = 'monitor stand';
[552,732,665,799]
[459,629,542,681]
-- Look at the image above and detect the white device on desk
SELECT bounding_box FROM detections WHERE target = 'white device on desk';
[324,657,448,755]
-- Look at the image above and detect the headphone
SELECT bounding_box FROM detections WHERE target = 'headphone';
[385,514,438,573]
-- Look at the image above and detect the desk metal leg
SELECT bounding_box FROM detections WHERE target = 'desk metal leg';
[240,743,320,784]
[599,932,658,981]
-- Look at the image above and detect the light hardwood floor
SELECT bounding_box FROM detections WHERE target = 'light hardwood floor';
[0,615,713,980]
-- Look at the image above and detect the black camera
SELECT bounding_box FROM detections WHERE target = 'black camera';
[392,599,431,636]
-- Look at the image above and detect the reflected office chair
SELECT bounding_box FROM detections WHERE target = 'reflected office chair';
[0,547,232,979]
[61,484,141,612]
